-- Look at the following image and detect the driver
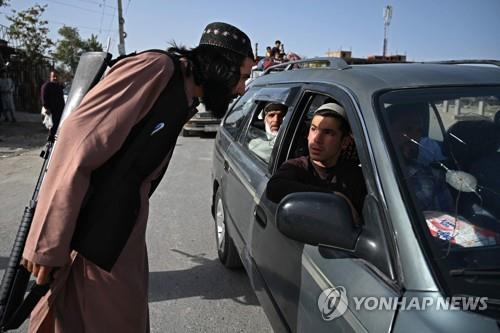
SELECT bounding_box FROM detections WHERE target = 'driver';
[266,102,366,219]
[386,103,454,212]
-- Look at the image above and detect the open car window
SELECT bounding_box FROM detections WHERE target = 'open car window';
[244,102,288,164]
[287,94,360,165]
[240,86,299,164]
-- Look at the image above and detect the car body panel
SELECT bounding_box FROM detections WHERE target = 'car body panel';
[250,64,500,95]
[392,291,499,333]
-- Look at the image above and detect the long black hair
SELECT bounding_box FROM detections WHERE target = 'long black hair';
[168,44,247,117]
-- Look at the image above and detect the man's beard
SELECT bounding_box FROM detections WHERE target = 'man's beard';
[202,80,237,118]
[265,121,278,139]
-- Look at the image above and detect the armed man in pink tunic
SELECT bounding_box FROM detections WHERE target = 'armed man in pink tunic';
[20,22,254,332]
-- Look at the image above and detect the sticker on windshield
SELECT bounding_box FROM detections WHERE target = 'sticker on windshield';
[424,211,499,247]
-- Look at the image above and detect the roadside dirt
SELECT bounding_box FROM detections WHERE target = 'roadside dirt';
[0,120,47,159]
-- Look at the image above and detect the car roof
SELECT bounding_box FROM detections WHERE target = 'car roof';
[250,61,500,96]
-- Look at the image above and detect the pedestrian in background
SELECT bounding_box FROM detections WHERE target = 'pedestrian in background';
[41,70,65,140]
[0,71,16,122]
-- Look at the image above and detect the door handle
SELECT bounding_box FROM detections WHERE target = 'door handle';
[254,205,267,228]
[223,160,230,172]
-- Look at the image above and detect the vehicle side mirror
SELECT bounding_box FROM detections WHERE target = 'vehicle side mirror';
[276,192,360,251]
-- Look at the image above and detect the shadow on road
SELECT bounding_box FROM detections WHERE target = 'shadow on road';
[149,250,260,306]
[0,122,47,158]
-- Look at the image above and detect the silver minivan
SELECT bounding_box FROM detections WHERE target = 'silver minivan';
[211,58,500,332]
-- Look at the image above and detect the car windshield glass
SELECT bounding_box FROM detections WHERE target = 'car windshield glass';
[378,86,500,305]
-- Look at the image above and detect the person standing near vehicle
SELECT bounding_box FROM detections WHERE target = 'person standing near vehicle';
[41,70,65,140]
[0,71,16,122]
[21,22,254,333]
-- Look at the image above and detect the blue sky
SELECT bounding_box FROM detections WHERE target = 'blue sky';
[1,0,499,61]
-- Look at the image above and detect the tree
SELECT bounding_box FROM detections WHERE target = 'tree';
[6,4,53,112]
[7,4,53,65]
[52,26,84,74]
[83,34,103,53]
[53,27,103,74]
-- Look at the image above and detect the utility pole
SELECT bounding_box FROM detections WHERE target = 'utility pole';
[117,0,126,55]
[383,5,392,57]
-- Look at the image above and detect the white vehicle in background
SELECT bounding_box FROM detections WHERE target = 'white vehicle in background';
[182,102,221,137]
[245,65,264,86]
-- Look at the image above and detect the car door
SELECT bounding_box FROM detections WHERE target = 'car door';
[221,85,301,260]
[251,85,401,332]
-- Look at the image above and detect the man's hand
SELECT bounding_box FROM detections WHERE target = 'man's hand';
[21,258,53,285]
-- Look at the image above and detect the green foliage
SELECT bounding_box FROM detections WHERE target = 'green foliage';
[52,26,83,74]
[7,4,53,65]
[53,27,103,74]
[83,34,103,53]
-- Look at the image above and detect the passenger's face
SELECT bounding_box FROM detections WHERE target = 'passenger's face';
[308,115,349,168]
[231,57,253,96]
[50,71,58,82]
[265,110,284,134]
[390,111,423,159]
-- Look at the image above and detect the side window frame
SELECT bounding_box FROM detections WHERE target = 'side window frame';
[274,84,378,193]
[235,84,302,172]
[221,87,260,142]
[272,83,400,284]
[239,100,277,164]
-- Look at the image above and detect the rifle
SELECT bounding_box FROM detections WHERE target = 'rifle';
[0,52,111,332]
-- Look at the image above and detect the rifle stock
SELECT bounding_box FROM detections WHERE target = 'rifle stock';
[0,52,111,331]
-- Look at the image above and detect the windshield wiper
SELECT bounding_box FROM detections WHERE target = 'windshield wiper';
[450,267,500,278]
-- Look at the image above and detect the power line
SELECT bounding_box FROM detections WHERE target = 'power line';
[49,19,116,33]
[98,0,107,35]
[125,0,132,16]
[44,0,115,17]
[0,10,117,34]
[75,0,117,10]
[105,5,116,33]
[103,3,116,52]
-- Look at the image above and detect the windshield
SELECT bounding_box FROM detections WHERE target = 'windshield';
[378,86,500,311]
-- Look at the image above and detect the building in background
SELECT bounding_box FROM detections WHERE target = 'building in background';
[325,49,407,64]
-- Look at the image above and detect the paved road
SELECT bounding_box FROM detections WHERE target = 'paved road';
[0,136,273,332]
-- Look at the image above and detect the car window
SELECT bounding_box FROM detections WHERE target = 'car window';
[378,86,500,302]
[283,92,366,209]
[222,87,258,140]
[288,94,355,160]
[270,89,400,279]
[244,102,288,164]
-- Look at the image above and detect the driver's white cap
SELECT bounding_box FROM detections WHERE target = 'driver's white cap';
[314,102,346,119]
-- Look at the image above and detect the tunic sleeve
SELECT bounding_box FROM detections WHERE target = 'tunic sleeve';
[23,52,174,267]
